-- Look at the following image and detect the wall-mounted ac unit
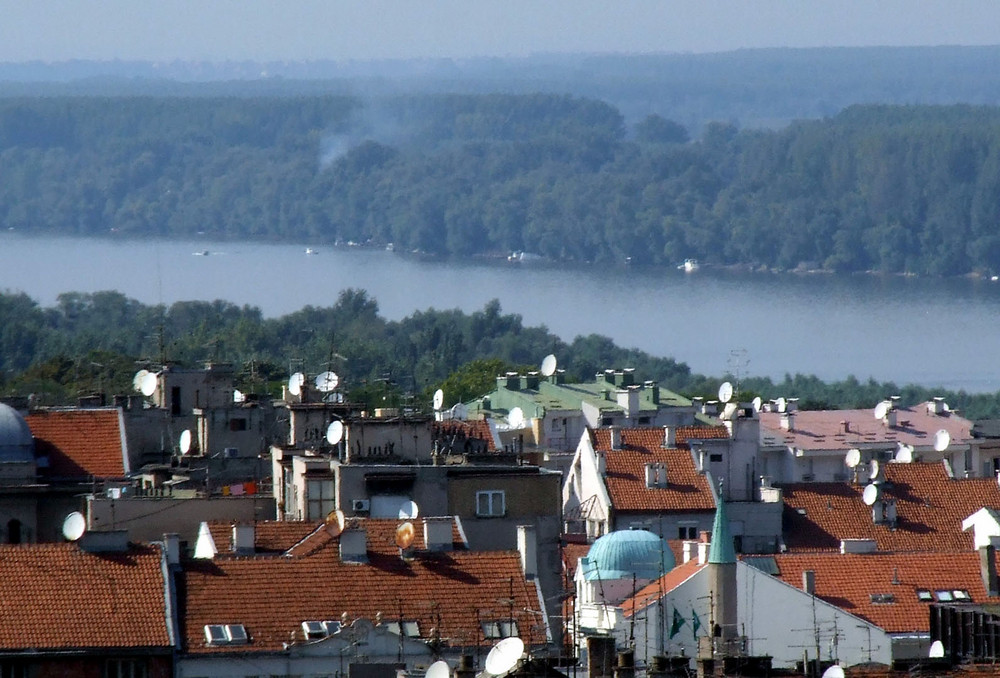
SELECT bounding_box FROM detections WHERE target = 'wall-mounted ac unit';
[352,499,370,513]
[224,448,239,459]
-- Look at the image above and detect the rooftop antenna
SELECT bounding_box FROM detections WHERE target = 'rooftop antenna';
[540,354,557,378]
[62,511,86,541]
[315,371,339,393]
[727,347,749,399]
[934,429,951,452]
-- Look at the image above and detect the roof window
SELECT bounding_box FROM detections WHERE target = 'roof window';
[302,620,342,640]
[481,620,519,639]
[384,620,421,637]
[952,589,971,601]
[916,589,933,602]
[204,624,249,645]
[869,593,895,604]
[935,590,954,602]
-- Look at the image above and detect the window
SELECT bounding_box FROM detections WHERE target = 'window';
[0,663,26,678]
[481,620,520,639]
[306,479,336,521]
[171,386,182,416]
[302,620,342,640]
[601,417,614,426]
[953,589,971,601]
[709,453,723,463]
[230,418,248,431]
[916,589,933,602]
[638,417,650,425]
[476,490,505,517]
[935,590,954,602]
[384,621,421,637]
[105,659,147,678]
[869,593,895,604]
[678,525,697,540]
[204,624,248,645]
[6,519,20,545]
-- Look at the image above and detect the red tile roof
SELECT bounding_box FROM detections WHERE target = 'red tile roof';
[27,408,128,478]
[433,419,498,452]
[621,559,706,617]
[780,462,1000,553]
[183,518,539,654]
[591,428,716,513]
[0,543,170,650]
[772,551,1000,633]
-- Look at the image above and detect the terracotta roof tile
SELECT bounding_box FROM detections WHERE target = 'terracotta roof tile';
[0,543,169,650]
[773,551,1000,633]
[621,559,707,617]
[183,518,537,654]
[592,428,717,513]
[780,462,1000,553]
[433,420,497,452]
[27,408,127,478]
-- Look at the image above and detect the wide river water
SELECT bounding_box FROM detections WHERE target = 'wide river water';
[1,233,998,393]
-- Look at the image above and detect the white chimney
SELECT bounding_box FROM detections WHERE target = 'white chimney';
[340,528,368,563]
[645,463,656,488]
[596,450,607,476]
[517,525,537,580]
[780,412,795,431]
[609,426,622,450]
[682,540,695,563]
[423,517,453,552]
[663,426,676,448]
[232,523,255,554]
[163,533,180,566]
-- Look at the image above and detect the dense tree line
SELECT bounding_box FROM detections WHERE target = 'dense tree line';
[4,95,1000,275]
[1,289,998,419]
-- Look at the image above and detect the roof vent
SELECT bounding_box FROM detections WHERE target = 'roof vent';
[645,462,667,488]
[424,516,453,552]
[662,426,676,448]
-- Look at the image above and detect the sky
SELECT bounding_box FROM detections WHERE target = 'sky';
[2,0,999,63]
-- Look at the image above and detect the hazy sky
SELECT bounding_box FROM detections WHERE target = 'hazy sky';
[3,0,999,63]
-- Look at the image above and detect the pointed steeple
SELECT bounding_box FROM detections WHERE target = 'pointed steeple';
[707,490,736,564]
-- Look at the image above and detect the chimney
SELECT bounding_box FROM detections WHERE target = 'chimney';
[841,421,850,433]
[645,463,656,488]
[232,523,255,554]
[340,528,368,563]
[682,540,695,563]
[697,531,711,564]
[614,650,635,678]
[609,426,622,450]
[980,545,999,596]
[802,570,816,595]
[163,533,180,566]
[517,525,537,580]
[663,426,676,448]
[780,412,795,431]
[424,517,453,552]
[885,408,898,428]
[596,450,607,476]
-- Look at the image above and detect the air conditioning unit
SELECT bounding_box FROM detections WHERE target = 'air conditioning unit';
[352,499,370,513]
[224,448,239,459]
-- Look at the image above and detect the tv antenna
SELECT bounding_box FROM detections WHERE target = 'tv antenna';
[315,371,339,393]
[726,348,749,398]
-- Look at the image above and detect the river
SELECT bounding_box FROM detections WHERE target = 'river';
[1,233,998,393]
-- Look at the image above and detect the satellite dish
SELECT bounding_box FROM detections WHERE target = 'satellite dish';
[395,521,416,549]
[722,402,738,420]
[325,509,346,538]
[398,500,419,520]
[426,660,450,678]
[450,402,468,421]
[845,448,861,468]
[540,354,557,377]
[752,396,763,413]
[929,640,945,658]
[869,459,881,481]
[874,401,890,420]
[718,381,734,404]
[508,407,525,429]
[326,420,344,445]
[775,397,787,413]
[821,666,845,678]
[140,371,158,397]
[862,483,880,506]
[484,637,524,676]
[233,388,245,403]
[62,511,86,541]
[934,429,951,452]
[288,372,305,397]
[433,388,444,411]
[315,371,339,392]
[179,429,192,455]
[895,444,914,464]
[132,369,149,392]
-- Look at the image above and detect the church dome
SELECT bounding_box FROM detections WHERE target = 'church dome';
[581,529,675,581]
[0,403,34,462]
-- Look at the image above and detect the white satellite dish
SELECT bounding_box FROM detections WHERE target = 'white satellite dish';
[325,509,346,538]
[398,500,419,520]
[775,397,787,413]
[179,429,192,455]
[718,381,734,404]
[62,511,86,541]
[508,407,525,429]
[821,666,845,678]
[433,388,444,411]
[845,448,861,468]
[326,420,344,445]
[132,369,149,392]
[934,429,951,452]
[140,371,158,397]
[862,483,880,506]
[869,459,881,481]
[929,640,945,658]
[895,443,914,464]
[874,401,890,420]
[233,388,245,403]
[751,396,763,413]
[450,402,468,420]
[540,354,557,377]
[484,637,524,676]
[426,660,451,678]
[722,402,738,420]
[288,372,305,397]
[315,371,339,392]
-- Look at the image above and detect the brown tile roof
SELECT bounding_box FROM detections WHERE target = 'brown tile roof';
[760,402,972,452]
[27,408,128,478]
[0,543,170,651]
[591,428,716,513]
[621,559,706,617]
[772,551,1000,633]
[433,419,497,452]
[780,462,1000,553]
[182,518,538,654]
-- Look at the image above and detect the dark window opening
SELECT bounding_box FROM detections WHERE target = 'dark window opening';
[230,418,248,431]
[6,520,20,545]
[171,386,182,416]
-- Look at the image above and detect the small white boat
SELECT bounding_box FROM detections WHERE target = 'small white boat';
[305,248,319,255]
[193,250,210,256]
[678,258,699,272]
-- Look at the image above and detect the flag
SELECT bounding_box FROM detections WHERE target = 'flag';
[692,609,702,638]
[669,607,685,639]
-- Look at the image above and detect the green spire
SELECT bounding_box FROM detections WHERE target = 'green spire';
[707,489,736,564]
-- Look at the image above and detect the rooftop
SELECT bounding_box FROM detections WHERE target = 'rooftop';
[27,407,128,478]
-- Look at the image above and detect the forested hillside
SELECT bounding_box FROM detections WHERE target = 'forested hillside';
[2,289,999,419]
[3,96,1000,275]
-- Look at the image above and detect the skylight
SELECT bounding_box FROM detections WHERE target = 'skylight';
[935,590,954,602]
[916,589,933,602]
[204,623,249,646]
[869,593,895,604]
[384,620,421,637]
[302,620,342,640]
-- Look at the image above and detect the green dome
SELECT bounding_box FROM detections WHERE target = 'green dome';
[580,529,675,581]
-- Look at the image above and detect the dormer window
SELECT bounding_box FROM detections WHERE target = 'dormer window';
[204,624,249,645]
[384,620,421,637]
[302,620,341,640]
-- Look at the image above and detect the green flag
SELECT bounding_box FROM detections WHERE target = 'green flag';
[669,607,685,639]
[692,609,702,638]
